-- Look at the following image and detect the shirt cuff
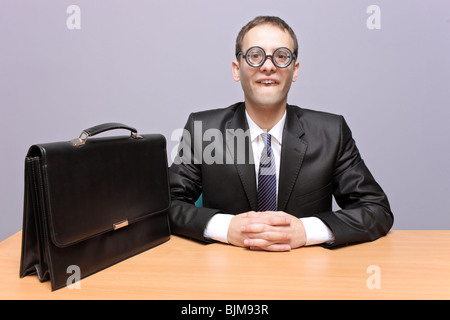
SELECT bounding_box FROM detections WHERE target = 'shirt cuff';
[203,213,234,243]
[300,217,335,246]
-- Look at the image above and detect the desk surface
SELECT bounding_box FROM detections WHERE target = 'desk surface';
[1,230,449,300]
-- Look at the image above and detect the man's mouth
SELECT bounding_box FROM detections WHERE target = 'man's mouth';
[257,79,278,85]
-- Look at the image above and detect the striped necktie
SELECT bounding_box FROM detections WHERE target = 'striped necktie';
[257,133,277,211]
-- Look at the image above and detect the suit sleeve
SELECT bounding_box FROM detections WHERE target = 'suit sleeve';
[168,113,221,242]
[314,116,394,247]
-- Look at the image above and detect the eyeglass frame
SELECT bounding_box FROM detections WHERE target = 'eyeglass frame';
[237,46,297,69]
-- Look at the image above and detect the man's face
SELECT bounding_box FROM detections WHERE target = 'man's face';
[232,24,299,110]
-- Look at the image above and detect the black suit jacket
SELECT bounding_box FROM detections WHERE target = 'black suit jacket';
[169,102,393,247]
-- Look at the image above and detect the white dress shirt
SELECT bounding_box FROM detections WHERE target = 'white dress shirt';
[204,110,335,246]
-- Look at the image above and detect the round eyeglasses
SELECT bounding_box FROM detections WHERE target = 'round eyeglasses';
[237,46,296,68]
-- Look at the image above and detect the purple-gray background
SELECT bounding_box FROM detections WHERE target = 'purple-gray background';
[1,0,449,241]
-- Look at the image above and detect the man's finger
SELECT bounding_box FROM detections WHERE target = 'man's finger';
[244,216,291,227]
[257,231,291,242]
[244,234,291,246]
[248,243,291,252]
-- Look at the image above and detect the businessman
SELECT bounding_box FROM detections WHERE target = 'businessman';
[169,16,393,251]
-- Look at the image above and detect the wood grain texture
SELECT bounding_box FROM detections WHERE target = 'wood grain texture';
[1,230,449,299]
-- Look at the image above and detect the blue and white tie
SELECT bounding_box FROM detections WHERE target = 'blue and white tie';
[257,133,277,211]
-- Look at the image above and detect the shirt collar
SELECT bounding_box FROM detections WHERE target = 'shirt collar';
[245,109,286,145]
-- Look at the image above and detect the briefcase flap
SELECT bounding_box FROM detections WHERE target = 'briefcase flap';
[27,133,170,248]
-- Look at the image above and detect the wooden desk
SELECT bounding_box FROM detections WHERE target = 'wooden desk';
[0,230,449,300]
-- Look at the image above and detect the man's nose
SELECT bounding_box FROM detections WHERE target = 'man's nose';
[260,56,277,72]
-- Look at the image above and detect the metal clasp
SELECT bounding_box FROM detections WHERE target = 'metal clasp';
[113,219,129,230]
[69,131,89,146]
[131,131,143,139]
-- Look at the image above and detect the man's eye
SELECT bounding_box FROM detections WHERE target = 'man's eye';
[277,53,288,60]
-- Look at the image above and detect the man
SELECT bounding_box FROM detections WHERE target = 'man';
[169,16,393,251]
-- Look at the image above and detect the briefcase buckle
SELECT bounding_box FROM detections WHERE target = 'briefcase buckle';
[69,131,89,147]
[113,220,129,230]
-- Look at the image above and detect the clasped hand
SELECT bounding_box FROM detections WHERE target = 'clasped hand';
[227,211,307,252]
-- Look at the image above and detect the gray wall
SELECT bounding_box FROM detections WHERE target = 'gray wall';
[1,0,449,241]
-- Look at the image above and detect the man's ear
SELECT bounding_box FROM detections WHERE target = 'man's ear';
[231,60,241,82]
[292,60,300,82]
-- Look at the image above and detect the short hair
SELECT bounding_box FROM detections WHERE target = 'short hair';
[235,16,298,60]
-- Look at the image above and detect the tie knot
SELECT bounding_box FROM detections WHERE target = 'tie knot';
[261,133,271,148]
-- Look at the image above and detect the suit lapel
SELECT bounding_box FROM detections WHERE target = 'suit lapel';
[225,103,258,211]
[277,106,307,211]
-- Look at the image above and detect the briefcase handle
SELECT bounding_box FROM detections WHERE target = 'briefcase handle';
[70,122,142,146]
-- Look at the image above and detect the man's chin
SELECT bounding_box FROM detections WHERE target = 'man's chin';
[251,99,286,110]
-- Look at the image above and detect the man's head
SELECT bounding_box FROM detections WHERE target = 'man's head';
[235,16,298,60]
[232,16,300,112]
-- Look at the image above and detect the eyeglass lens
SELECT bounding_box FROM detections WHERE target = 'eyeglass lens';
[245,47,294,68]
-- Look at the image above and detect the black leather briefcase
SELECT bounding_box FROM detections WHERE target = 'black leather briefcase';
[19,123,171,290]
